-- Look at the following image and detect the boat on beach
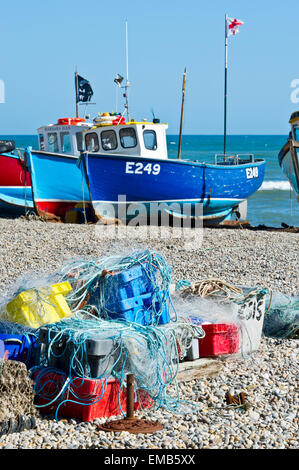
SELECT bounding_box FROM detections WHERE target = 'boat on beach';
[278,111,299,199]
[79,117,265,225]
[24,109,265,225]
[78,16,264,226]
[0,140,34,216]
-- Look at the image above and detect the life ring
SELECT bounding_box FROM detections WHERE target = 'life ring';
[57,118,86,126]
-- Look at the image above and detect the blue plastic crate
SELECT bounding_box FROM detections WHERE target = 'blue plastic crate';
[105,292,170,326]
[105,265,153,299]
[0,333,39,368]
[89,263,170,326]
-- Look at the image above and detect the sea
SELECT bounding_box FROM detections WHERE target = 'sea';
[1,134,298,228]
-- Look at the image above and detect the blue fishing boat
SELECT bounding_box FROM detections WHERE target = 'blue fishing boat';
[80,118,265,225]
[80,18,265,226]
[278,111,299,199]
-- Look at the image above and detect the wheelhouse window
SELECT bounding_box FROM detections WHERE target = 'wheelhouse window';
[101,130,118,151]
[85,133,99,152]
[294,127,299,141]
[143,130,157,150]
[76,132,84,151]
[60,132,72,153]
[119,127,137,149]
[47,133,58,153]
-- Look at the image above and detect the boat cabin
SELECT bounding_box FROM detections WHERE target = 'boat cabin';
[83,113,169,159]
[37,118,93,157]
[289,111,299,141]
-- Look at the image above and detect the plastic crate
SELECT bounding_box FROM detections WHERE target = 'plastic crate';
[0,282,73,328]
[38,327,117,379]
[91,264,170,326]
[33,370,153,421]
[0,333,40,368]
[197,323,239,357]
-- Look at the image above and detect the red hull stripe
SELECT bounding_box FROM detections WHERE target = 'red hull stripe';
[0,154,31,186]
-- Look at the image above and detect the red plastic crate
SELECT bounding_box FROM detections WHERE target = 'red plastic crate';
[198,323,239,357]
[33,370,153,422]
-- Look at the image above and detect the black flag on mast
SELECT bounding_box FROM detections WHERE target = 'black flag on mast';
[76,74,94,103]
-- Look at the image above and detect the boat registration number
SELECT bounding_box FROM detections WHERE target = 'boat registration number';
[246,167,259,179]
[125,162,161,175]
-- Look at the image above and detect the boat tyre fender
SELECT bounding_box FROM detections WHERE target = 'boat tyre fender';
[0,140,15,153]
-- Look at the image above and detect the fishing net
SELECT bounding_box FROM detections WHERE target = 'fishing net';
[262,292,299,339]
[33,312,202,418]
[175,278,269,357]
[0,249,203,418]
[57,249,174,326]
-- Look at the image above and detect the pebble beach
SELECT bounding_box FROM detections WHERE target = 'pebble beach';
[0,218,298,450]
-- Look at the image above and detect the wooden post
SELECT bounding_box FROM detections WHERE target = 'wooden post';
[178,67,187,160]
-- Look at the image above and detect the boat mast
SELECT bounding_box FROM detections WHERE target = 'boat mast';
[224,14,228,155]
[178,67,187,160]
[75,68,79,118]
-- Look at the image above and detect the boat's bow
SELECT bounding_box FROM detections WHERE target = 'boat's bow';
[278,138,299,197]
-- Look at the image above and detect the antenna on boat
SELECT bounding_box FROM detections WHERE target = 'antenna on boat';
[178,67,187,160]
[124,20,130,121]
[114,21,131,121]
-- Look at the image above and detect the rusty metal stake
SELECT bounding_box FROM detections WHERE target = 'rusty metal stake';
[126,374,135,420]
[98,374,163,434]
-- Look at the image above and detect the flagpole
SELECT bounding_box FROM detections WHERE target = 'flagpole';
[224,14,228,155]
[178,67,187,160]
[75,69,79,118]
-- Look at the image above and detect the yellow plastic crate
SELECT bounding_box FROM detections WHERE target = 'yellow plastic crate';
[0,281,73,328]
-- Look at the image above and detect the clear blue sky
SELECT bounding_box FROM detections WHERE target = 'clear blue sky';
[1,0,299,135]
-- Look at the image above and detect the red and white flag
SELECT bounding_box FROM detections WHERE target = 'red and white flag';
[227,17,244,37]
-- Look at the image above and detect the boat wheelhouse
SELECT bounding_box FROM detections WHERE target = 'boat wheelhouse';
[83,115,168,160]
[278,112,299,198]
[37,117,92,157]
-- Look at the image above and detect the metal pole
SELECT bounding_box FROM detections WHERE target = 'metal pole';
[126,374,135,419]
[224,14,228,155]
[75,70,79,118]
[178,67,187,160]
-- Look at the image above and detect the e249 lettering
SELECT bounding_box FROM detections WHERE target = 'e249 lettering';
[125,161,161,175]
